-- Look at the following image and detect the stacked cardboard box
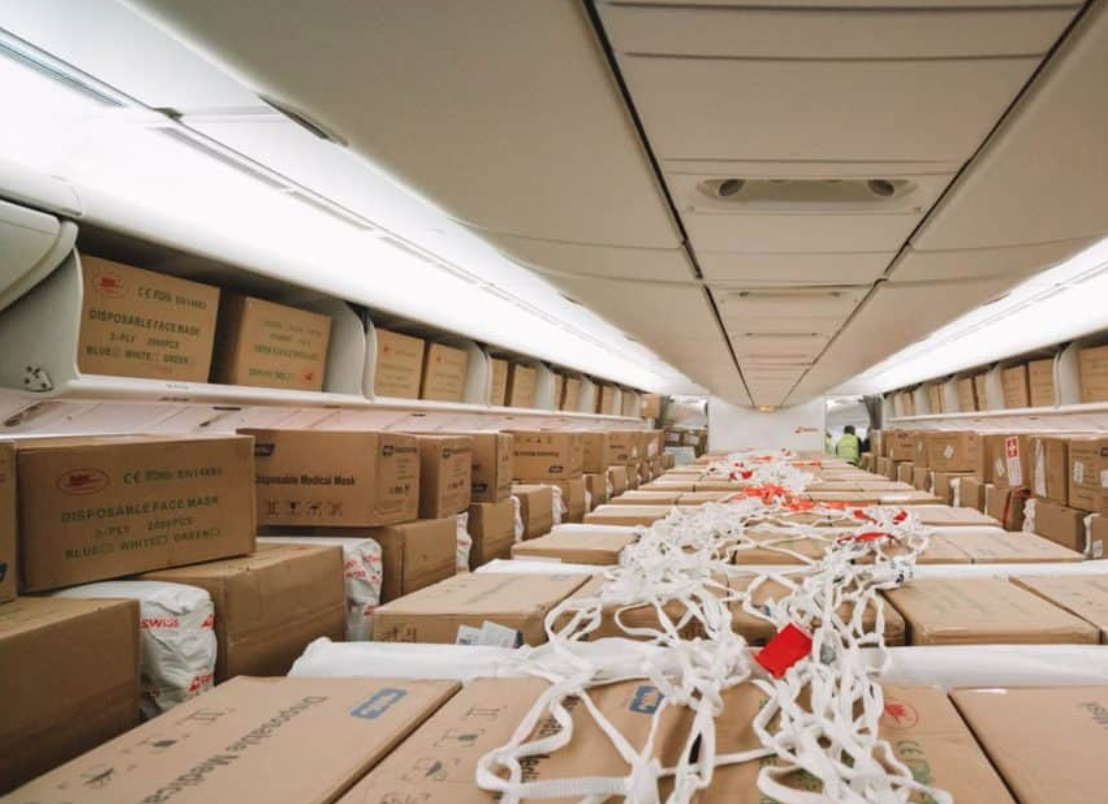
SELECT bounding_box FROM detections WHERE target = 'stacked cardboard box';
[511,484,556,539]
[421,342,469,402]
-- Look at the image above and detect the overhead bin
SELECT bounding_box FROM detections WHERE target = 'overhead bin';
[0,198,77,314]
[487,236,696,283]
[698,252,893,286]
[890,239,1094,282]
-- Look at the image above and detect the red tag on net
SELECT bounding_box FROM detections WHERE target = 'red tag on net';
[755,623,813,679]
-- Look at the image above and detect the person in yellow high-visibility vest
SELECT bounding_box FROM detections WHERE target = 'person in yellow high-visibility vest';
[835,425,862,465]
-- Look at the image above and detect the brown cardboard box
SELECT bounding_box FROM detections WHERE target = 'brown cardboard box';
[1013,576,1108,642]
[421,342,469,402]
[885,578,1099,645]
[937,529,1082,563]
[620,389,639,417]
[1031,434,1073,505]
[555,574,706,639]
[547,476,587,523]
[875,455,895,480]
[641,392,662,418]
[1028,357,1056,407]
[511,431,583,479]
[959,476,986,510]
[553,373,565,409]
[372,572,587,645]
[895,461,914,484]
[625,463,641,490]
[610,490,681,505]
[932,471,973,506]
[704,684,1016,804]
[512,484,555,539]
[951,686,1108,804]
[956,376,978,411]
[143,543,346,681]
[506,363,537,408]
[679,491,735,505]
[608,430,639,464]
[911,466,931,491]
[373,328,424,398]
[489,357,508,406]
[1001,363,1030,408]
[978,432,1030,488]
[245,429,419,527]
[985,484,1028,530]
[584,471,609,507]
[0,442,15,603]
[466,498,516,569]
[907,504,1000,527]
[1078,344,1108,403]
[0,597,140,794]
[915,431,979,472]
[925,381,944,414]
[1068,436,1108,513]
[511,525,636,565]
[886,430,915,460]
[580,432,611,473]
[340,677,689,804]
[212,293,331,391]
[6,675,458,804]
[597,383,618,415]
[584,504,669,527]
[973,372,989,408]
[1088,513,1108,559]
[415,435,473,518]
[78,255,219,382]
[16,435,255,592]
[561,376,582,411]
[608,464,630,496]
[1030,498,1088,553]
[441,431,512,503]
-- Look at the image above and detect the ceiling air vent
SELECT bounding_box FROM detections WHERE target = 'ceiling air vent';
[697,177,915,207]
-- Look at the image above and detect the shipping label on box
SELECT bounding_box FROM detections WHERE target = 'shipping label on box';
[1078,344,1108,403]
[506,363,537,408]
[213,294,332,391]
[489,357,508,405]
[561,376,581,411]
[512,431,583,479]
[17,435,256,592]
[416,436,473,518]
[78,255,220,382]
[0,442,15,603]
[246,429,419,527]
[420,342,469,402]
[373,328,425,398]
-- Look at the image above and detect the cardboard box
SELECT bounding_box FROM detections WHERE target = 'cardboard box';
[905,504,1000,527]
[580,432,611,474]
[1001,363,1030,408]
[0,597,141,795]
[340,677,689,804]
[978,432,1028,487]
[885,578,1099,645]
[561,376,582,411]
[956,376,978,411]
[77,255,219,382]
[511,524,636,565]
[1068,436,1108,513]
[597,384,618,415]
[212,293,331,391]
[420,342,469,402]
[951,686,1108,804]
[678,491,734,505]
[584,471,609,507]
[1013,576,1108,642]
[973,372,989,408]
[608,431,639,464]
[886,430,916,460]
[547,476,587,523]
[555,574,706,639]
[445,431,511,503]
[1028,357,1055,407]
[915,431,979,472]
[245,429,419,527]
[895,461,914,484]
[1030,498,1088,553]
[372,572,587,645]
[143,543,346,681]
[1031,434,1072,505]
[553,373,565,408]
[875,455,895,480]
[511,431,583,479]
[704,684,1016,804]
[584,504,669,528]
[641,392,662,418]
[506,363,537,408]
[16,435,255,592]
[1078,344,1108,403]
[932,471,973,506]
[925,381,944,414]
[608,464,630,496]
[985,484,1027,530]
[959,475,986,510]
[0,442,14,603]
[938,529,1082,564]
[512,484,555,539]
[911,466,931,491]
[372,328,424,398]
[489,357,508,405]
[6,675,458,804]
[1088,513,1108,559]
[620,389,639,417]
[411,435,473,519]
[466,499,516,570]
[610,490,681,505]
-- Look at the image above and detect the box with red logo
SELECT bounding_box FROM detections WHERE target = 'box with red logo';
[15,435,256,592]
[77,255,220,382]
[211,293,332,392]
[372,327,425,398]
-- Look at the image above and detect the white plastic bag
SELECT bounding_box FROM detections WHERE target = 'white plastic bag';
[54,580,216,718]
[510,495,525,542]
[549,484,566,526]
[456,511,473,571]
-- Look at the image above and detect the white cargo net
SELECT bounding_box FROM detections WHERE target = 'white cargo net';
[474,450,948,804]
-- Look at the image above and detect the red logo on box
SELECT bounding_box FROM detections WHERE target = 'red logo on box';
[93,271,126,298]
[56,468,110,495]
[880,698,919,730]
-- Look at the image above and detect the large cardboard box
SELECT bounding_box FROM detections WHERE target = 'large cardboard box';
[875,455,895,480]
[597,383,618,414]
[555,574,706,640]
[952,686,1108,804]
[985,484,1027,530]
[553,373,565,409]
[1031,434,1072,505]
[372,572,588,646]
[641,392,662,418]
[245,429,419,527]
[467,498,516,569]
[506,363,537,408]
[143,543,346,681]
[885,578,1099,645]
[932,470,973,506]
[886,430,915,460]
[584,471,609,507]
[608,464,630,496]
[925,381,944,414]
[0,442,14,603]
[1030,498,1088,553]
[1001,363,1030,408]
[911,466,931,491]
[444,431,512,503]
[5,675,458,804]
[908,504,999,526]
[973,372,989,408]
[704,684,1016,804]
[620,389,640,416]
[489,357,508,405]
[956,376,978,412]
[958,475,986,510]
[579,432,613,474]
[561,375,582,411]
[978,432,1029,487]
[420,342,469,402]
[584,504,669,528]
[511,525,636,565]
[340,677,689,804]
[0,597,141,794]
[511,431,583,479]
[78,255,219,382]
[1077,344,1108,403]
[16,435,255,592]
[1068,436,1108,513]
[547,476,587,523]
[212,293,331,391]
[608,430,639,464]
[372,328,424,398]
[914,431,979,471]
[414,435,473,518]
[895,461,914,484]
[1028,357,1056,407]
[1013,576,1108,642]
[938,529,1082,563]
[611,490,681,505]
[511,483,555,539]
